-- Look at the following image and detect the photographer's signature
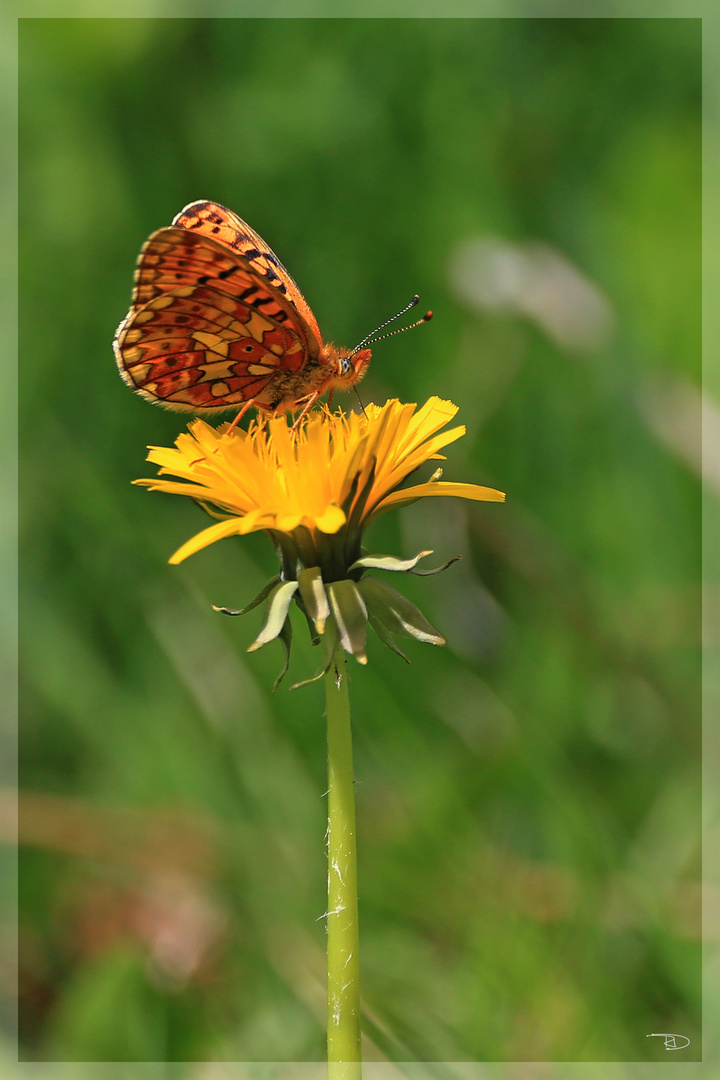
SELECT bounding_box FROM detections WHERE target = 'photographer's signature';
[646,1033,690,1050]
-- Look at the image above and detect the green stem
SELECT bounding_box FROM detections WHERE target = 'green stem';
[324,644,362,1078]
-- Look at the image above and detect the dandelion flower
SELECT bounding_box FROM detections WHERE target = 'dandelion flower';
[135,396,504,682]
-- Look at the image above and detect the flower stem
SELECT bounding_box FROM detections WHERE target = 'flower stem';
[325,644,362,1078]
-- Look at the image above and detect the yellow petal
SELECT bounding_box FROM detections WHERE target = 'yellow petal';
[372,481,506,519]
[314,503,347,533]
[277,513,303,532]
[169,518,244,564]
[136,397,505,566]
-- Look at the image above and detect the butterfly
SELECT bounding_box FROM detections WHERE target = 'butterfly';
[114,201,431,427]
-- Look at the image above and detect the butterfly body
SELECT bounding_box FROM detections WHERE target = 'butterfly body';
[114,201,372,416]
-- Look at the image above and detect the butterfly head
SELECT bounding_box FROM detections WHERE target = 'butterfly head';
[319,296,432,397]
[320,344,372,390]
[339,347,372,385]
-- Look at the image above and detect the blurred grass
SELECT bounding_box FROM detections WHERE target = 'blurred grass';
[17,17,701,1065]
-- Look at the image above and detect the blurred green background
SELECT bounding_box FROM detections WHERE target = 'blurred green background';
[18,17,701,1065]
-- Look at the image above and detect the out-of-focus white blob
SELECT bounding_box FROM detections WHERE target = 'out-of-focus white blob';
[640,374,720,496]
[449,237,615,353]
[135,872,227,988]
[640,375,720,658]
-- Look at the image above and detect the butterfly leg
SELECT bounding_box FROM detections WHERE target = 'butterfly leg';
[224,398,258,437]
[289,392,322,433]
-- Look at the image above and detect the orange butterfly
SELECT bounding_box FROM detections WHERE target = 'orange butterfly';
[114,201,431,427]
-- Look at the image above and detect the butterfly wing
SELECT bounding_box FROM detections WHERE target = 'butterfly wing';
[172,200,323,350]
[115,202,326,412]
[115,276,308,412]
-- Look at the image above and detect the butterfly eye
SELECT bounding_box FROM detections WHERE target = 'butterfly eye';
[339,357,353,378]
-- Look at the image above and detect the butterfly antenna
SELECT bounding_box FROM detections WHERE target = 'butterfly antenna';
[350,295,433,355]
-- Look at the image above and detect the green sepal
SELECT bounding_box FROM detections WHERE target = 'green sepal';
[297,566,330,634]
[368,611,411,664]
[272,617,293,691]
[213,574,281,616]
[266,530,298,581]
[287,524,320,575]
[357,577,445,646]
[290,622,339,690]
[348,550,434,574]
[294,592,321,646]
[326,579,368,664]
[247,580,299,652]
[410,555,462,576]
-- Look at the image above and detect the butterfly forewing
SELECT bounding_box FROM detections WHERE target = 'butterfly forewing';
[172,201,323,348]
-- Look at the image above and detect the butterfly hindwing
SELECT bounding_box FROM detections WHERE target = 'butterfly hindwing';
[116,281,307,411]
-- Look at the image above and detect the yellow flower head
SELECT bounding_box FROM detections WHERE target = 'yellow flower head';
[135,398,504,681]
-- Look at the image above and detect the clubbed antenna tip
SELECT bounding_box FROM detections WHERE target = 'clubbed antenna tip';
[351,295,434,355]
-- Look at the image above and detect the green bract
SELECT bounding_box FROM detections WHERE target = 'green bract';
[215,549,456,689]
